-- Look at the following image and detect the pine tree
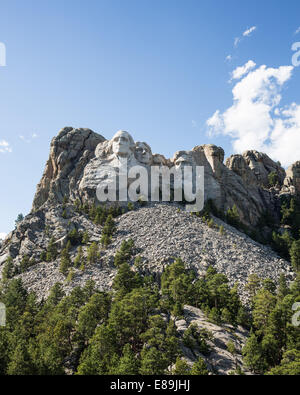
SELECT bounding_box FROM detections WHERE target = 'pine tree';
[267,350,300,375]
[46,237,58,262]
[207,218,214,228]
[114,239,135,267]
[100,234,111,248]
[190,357,209,375]
[172,357,190,375]
[268,171,278,187]
[100,215,116,248]
[227,341,236,355]
[242,332,266,374]
[103,214,115,235]
[15,213,24,227]
[253,289,276,334]
[76,293,111,344]
[127,202,134,211]
[208,307,220,324]
[88,204,97,222]
[245,273,261,302]
[226,204,240,227]
[59,246,71,276]
[87,242,99,264]
[263,278,276,294]
[172,302,184,319]
[74,246,83,268]
[113,344,139,375]
[6,340,34,375]
[20,255,35,273]
[112,263,141,297]
[221,307,232,324]
[82,231,89,245]
[277,274,289,300]
[237,306,250,328]
[94,212,101,225]
[0,328,9,374]
[139,347,168,375]
[272,231,293,260]
[2,257,15,281]
[67,228,82,246]
[290,239,300,272]
[261,333,281,367]
[47,283,65,306]
[74,199,81,212]
[66,268,74,283]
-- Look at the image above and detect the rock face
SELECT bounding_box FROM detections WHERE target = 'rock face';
[0,127,298,301]
[226,150,286,188]
[283,161,300,196]
[177,305,250,375]
[32,127,299,229]
[32,127,105,210]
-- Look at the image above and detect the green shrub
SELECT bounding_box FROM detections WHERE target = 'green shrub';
[268,171,278,187]
[87,242,99,264]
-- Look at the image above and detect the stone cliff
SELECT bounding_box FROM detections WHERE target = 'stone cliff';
[32,127,300,227]
[0,126,298,304]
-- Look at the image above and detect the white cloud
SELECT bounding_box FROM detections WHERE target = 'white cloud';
[234,37,241,47]
[295,26,300,35]
[234,26,257,48]
[0,140,12,153]
[207,110,224,133]
[19,133,38,143]
[207,62,299,167]
[0,232,7,240]
[243,26,257,37]
[225,55,232,62]
[267,103,300,166]
[231,60,256,80]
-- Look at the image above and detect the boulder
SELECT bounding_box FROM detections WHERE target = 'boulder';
[283,161,300,196]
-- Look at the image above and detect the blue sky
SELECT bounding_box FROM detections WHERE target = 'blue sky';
[1,0,300,236]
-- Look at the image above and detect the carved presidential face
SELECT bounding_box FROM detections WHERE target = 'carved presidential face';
[135,142,152,165]
[111,131,134,157]
[173,151,194,169]
[152,154,166,166]
[172,151,196,202]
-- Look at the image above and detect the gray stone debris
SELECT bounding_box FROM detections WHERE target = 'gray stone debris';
[0,202,293,303]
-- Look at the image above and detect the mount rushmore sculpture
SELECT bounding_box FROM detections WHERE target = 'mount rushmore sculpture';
[79,130,203,210]
[32,127,300,228]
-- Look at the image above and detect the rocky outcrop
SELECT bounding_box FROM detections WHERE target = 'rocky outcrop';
[283,161,300,196]
[226,151,286,188]
[193,145,274,226]
[32,127,105,211]
[225,155,259,187]
[177,305,250,375]
[30,127,300,229]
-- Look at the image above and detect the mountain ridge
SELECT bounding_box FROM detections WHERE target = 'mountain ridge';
[0,126,298,302]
